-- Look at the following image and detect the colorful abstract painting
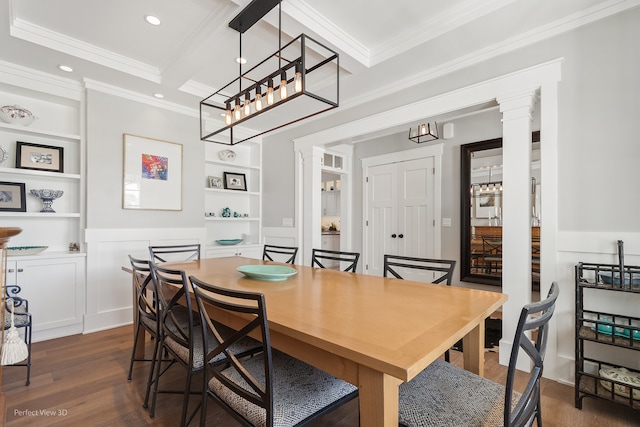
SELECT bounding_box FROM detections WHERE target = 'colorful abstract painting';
[141,154,168,180]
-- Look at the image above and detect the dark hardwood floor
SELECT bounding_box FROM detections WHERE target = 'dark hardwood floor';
[2,325,638,426]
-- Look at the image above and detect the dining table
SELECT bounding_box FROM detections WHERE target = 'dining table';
[130,256,507,427]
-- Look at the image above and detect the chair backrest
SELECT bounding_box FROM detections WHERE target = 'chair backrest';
[149,262,197,361]
[189,275,274,425]
[5,284,28,311]
[129,255,157,327]
[383,255,456,285]
[262,244,298,264]
[149,244,201,263]
[482,237,502,258]
[504,282,559,427]
[311,248,360,272]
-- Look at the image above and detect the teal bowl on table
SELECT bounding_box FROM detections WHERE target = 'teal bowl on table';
[237,265,298,281]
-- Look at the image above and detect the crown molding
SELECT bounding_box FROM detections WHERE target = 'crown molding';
[0,59,83,101]
[9,12,161,83]
[84,79,196,117]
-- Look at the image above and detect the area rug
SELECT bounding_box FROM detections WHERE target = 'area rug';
[451,317,501,352]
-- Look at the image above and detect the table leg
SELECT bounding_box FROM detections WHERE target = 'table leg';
[462,319,485,376]
[358,365,402,427]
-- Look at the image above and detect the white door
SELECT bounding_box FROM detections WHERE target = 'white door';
[366,157,436,279]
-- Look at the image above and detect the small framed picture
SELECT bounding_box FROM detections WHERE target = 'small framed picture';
[0,181,26,212]
[208,176,223,189]
[223,172,247,191]
[16,141,64,173]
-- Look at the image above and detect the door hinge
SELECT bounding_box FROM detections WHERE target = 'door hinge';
[366,220,368,226]
[433,219,435,226]
[366,264,369,270]
[366,176,369,183]
[433,167,435,174]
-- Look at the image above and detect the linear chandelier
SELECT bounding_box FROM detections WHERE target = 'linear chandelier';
[408,121,439,143]
[200,0,339,145]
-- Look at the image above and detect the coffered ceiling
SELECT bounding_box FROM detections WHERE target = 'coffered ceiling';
[0,0,636,123]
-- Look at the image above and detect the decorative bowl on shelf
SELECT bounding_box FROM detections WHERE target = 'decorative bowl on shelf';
[599,366,640,399]
[0,105,36,126]
[7,246,48,256]
[30,189,64,213]
[215,239,243,246]
[218,149,236,161]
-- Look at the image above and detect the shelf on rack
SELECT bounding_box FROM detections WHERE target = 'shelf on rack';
[205,217,260,222]
[205,188,259,196]
[204,159,260,170]
[0,167,81,180]
[0,212,80,218]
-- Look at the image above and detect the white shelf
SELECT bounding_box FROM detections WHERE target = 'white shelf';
[205,188,259,196]
[0,167,81,180]
[0,122,81,141]
[0,212,81,218]
[205,217,260,222]
[204,159,260,171]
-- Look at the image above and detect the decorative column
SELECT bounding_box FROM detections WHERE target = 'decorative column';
[497,90,538,369]
[297,146,324,263]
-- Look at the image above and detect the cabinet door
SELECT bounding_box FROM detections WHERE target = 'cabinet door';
[236,246,262,259]
[14,257,84,339]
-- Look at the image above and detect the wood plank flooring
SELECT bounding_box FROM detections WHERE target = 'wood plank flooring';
[2,326,639,426]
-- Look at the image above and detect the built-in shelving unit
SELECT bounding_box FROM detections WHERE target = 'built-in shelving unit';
[203,141,262,258]
[575,262,640,411]
[0,73,86,341]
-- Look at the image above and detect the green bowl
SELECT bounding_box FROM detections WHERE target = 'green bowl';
[237,265,297,281]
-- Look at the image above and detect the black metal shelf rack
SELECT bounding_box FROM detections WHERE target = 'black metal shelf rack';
[575,261,640,410]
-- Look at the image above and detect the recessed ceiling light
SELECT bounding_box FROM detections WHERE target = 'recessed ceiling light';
[57,64,73,73]
[236,57,247,65]
[153,93,164,99]
[145,15,161,26]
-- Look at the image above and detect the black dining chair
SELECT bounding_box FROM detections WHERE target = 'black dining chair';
[311,248,360,272]
[482,237,502,274]
[384,254,456,361]
[398,282,559,427]
[149,244,201,263]
[262,244,299,264]
[189,275,358,427]
[148,262,259,427]
[3,285,32,386]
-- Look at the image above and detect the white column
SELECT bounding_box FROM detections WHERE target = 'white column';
[298,145,324,263]
[497,89,537,369]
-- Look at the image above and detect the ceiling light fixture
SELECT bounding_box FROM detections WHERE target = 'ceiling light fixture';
[145,15,161,26]
[200,0,339,145]
[153,93,164,99]
[408,121,439,144]
[57,64,73,73]
[235,57,247,65]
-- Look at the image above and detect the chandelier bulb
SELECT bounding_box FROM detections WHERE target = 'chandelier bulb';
[266,79,275,106]
[224,102,232,126]
[255,89,263,112]
[243,92,251,116]
[279,70,288,100]
[419,124,427,135]
[294,63,303,93]
[233,98,241,121]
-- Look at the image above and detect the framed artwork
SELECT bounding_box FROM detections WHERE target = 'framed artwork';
[0,181,26,212]
[122,134,183,210]
[474,190,501,219]
[223,172,247,191]
[208,176,223,189]
[16,141,64,173]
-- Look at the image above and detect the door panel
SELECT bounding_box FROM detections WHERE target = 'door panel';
[366,157,435,278]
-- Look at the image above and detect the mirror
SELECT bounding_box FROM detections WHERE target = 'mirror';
[459,132,540,286]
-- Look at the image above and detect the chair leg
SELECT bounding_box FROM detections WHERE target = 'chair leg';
[143,333,161,410]
[444,349,450,363]
[200,369,208,427]
[127,321,142,381]
[25,323,32,386]
[180,372,192,427]
[149,339,165,418]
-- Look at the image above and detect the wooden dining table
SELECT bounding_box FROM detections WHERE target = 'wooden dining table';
[131,256,507,427]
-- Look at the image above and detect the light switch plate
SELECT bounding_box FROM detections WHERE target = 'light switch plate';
[282,217,293,227]
[442,218,452,227]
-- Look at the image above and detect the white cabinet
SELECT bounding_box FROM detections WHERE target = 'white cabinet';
[6,253,85,342]
[322,190,340,216]
[205,244,263,260]
[203,141,262,253]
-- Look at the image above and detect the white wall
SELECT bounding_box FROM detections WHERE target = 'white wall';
[259,9,640,386]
